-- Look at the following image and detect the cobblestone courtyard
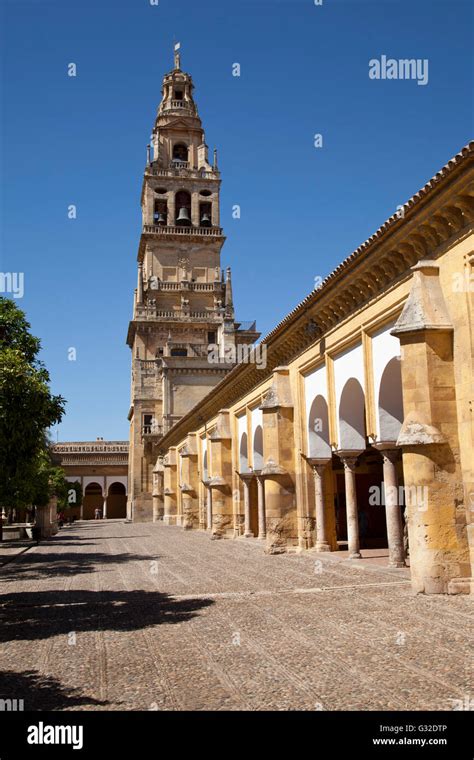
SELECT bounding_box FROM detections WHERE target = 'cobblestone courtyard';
[0,520,471,711]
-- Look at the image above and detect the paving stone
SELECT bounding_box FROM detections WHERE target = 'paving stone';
[0,519,471,711]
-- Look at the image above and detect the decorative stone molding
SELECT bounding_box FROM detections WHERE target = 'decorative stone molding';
[260,458,287,477]
[396,414,447,447]
[208,475,226,487]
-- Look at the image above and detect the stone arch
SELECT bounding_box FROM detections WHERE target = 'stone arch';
[239,432,248,473]
[83,481,103,520]
[175,190,191,225]
[378,357,404,442]
[107,482,127,519]
[339,378,366,450]
[172,142,188,162]
[253,425,263,470]
[308,394,331,458]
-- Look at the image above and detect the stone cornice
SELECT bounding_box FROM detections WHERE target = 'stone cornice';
[158,142,474,452]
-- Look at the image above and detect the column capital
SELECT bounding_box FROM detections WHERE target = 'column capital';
[305,456,332,474]
[237,470,255,483]
[336,450,363,470]
[371,442,400,464]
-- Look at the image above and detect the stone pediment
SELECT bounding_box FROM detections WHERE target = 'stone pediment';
[157,117,200,131]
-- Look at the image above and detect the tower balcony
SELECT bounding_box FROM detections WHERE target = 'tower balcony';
[148,164,219,180]
[160,99,196,113]
[142,422,163,439]
[142,224,224,238]
[134,305,223,322]
[146,281,224,293]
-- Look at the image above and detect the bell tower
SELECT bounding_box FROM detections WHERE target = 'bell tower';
[126,45,259,522]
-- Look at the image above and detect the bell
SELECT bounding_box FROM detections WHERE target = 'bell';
[176,206,191,225]
[154,212,167,226]
[200,213,212,227]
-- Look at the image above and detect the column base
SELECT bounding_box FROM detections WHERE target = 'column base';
[389,560,406,568]
[349,551,362,559]
[315,542,331,552]
[244,531,254,538]
[163,515,177,526]
[447,577,474,595]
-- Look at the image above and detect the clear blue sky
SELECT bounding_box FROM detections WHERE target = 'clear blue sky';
[1,0,472,441]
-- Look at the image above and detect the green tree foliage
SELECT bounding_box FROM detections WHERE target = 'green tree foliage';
[0,298,66,508]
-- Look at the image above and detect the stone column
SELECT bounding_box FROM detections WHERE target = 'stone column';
[259,368,296,553]
[180,445,199,530]
[239,473,254,537]
[308,458,331,551]
[207,411,233,538]
[102,497,107,520]
[163,449,178,525]
[374,444,406,567]
[338,451,362,559]
[191,192,200,227]
[79,476,84,520]
[168,192,176,226]
[391,260,470,593]
[204,482,212,531]
[256,473,266,540]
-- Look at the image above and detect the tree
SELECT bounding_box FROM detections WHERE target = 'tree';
[0,298,66,535]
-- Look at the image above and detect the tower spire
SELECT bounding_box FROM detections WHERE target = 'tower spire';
[225,266,234,318]
[174,41,181,70]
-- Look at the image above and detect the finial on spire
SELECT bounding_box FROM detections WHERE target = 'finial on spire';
[174,41,181,70]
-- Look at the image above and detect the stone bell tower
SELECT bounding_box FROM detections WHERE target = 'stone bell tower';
[126,44,259,522]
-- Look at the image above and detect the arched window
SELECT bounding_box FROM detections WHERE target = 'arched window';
[172,143,188,162]
[175,190,191,226]
[199,202,212,227]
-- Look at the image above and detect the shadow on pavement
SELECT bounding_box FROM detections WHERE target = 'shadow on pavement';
[0,588,214,643]
[0,668,111,711]
[0,548,162,580]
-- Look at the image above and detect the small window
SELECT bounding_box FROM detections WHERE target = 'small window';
[171,348,187,357]
[207,331,217,344]
[174,90,184,100]
[143,414,153,434]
